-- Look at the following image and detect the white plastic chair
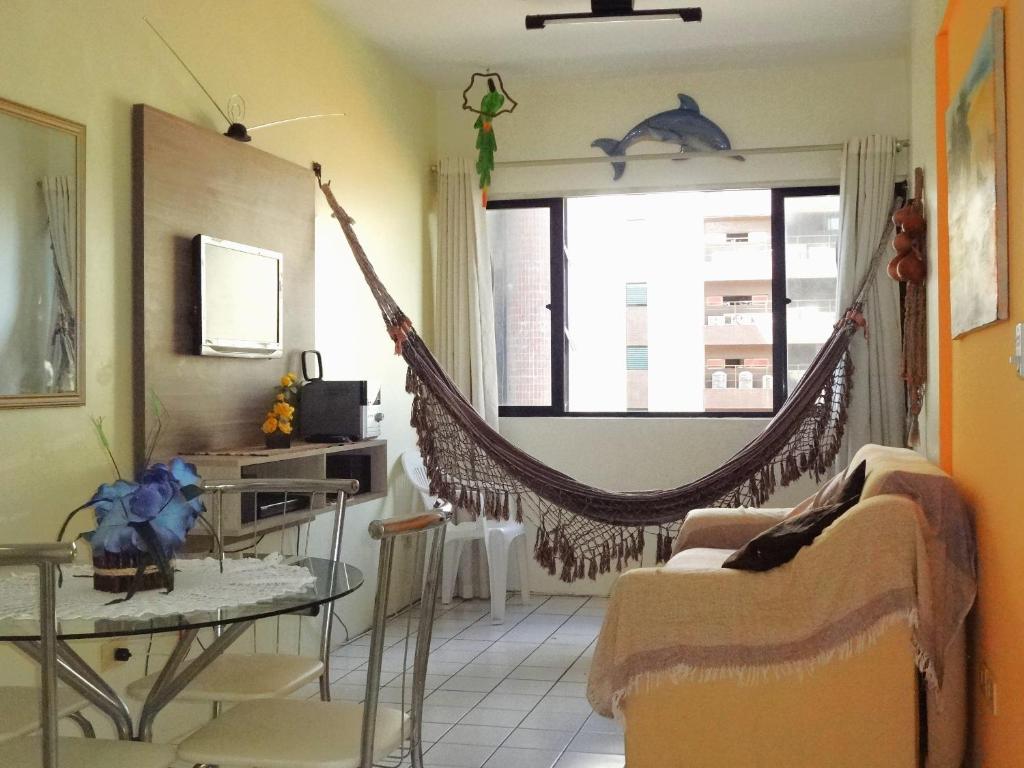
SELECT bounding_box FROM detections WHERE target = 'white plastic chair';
[402,450,530,624]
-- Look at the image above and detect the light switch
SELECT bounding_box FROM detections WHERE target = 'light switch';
[1012,323,1024,378]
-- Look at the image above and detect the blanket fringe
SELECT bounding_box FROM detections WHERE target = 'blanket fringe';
[601,609,923,721]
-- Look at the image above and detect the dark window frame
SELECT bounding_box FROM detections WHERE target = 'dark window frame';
[489,185,840,418]
[770,185,841,408]
[488,198,565,417]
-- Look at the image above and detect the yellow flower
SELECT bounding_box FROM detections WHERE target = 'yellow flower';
[276,393,285,402]
[273,401,295,419]
[261,416,279,434]
[281,373,297,387]
[279,421,293,435]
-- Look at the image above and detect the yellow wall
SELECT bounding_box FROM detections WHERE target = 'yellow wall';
[0,0,434,730]
[937,1,1024,764]
[0,0,433,539]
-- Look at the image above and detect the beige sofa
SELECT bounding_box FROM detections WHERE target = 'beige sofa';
[613,445,970,768]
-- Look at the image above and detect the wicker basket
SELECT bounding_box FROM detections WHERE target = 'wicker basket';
[92,551,173,594]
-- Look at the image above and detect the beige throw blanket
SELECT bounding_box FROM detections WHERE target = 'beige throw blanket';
[588,446,976,722]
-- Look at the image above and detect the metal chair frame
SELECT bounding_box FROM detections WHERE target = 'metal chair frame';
[137,478,358,739]
[363,511,446,768]
[181,509,446,768]
[0,541,77,768]
[10,479,357,745]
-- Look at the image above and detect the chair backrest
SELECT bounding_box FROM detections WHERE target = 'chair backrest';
[401,449,437,510]
[199,478,359,698]
[0,542,76,768]
[361,511,446,768]
[403,449,498,535]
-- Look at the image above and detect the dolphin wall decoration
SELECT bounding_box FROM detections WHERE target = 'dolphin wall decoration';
[592,94,744,180]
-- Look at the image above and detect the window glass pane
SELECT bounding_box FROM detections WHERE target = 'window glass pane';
[625,345,649,370]
[487,207,552,407]
[565,191,773,413]
[783,195,840,392]
[625,282,648,306]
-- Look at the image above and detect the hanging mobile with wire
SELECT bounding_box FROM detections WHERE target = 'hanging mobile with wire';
[461,71,518,206]
[144,18,345,142]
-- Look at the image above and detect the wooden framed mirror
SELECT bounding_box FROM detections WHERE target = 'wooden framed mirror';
[0,97,85,408]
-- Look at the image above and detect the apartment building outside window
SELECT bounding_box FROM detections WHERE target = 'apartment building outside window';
[487,186,840,416]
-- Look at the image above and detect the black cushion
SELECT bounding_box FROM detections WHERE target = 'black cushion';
[722,461,868,572]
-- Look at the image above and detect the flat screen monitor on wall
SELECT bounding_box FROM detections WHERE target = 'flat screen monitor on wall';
[195,234,283,358]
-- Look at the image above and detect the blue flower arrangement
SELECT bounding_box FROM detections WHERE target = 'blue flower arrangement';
[60,405,205,600]
[88,458,204,560]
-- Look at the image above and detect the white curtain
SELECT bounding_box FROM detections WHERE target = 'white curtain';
[835,136,904,464]
[434,157,501,597]
[42,175,77,392]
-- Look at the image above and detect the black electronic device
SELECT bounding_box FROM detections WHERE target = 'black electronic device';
[297,350,383,443]
[326,454,372,500]
[240,491,311,525]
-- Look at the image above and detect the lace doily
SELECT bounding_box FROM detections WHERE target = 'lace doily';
[0,554,317,621]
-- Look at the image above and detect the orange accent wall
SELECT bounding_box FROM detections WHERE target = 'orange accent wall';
[936,22,953,473]
[937,1,1024,764]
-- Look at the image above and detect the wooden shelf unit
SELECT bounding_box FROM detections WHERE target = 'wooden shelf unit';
[181,439,387,540]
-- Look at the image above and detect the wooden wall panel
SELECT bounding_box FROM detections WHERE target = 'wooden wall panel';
[132,104,314,466]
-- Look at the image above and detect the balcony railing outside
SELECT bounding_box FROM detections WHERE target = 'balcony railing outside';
[702,235,838,281]
[704,299,835,322]
[704,364,773,390]
[784,233,839,280]
[705,299,772,326]
[703,242,772,262]
[788,233,839,249]
[703,243,771,282]
[703,363,773,411]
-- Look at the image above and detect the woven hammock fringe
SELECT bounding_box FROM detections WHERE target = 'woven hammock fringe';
[534,523,647,583]
[404,346,853,582]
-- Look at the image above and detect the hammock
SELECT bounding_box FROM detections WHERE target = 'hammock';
[313,164,894,581]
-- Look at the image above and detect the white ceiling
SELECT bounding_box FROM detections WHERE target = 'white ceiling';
[319,0,911,88]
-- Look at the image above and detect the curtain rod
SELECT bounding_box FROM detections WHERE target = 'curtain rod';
[430,139,910,172]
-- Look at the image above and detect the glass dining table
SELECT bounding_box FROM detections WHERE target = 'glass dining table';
[0,556,363,742]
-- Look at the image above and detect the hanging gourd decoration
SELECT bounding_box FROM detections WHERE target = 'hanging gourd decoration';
[462,72,518,207]
[893,167,928,449]
[888,197,926,284]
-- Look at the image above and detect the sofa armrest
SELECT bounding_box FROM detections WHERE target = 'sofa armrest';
[672,507,791,554]
[590,495,925,718]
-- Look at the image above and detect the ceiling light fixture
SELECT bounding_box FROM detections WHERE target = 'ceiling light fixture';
[526,0,701,30]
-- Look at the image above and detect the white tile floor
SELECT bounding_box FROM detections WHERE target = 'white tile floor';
[303,595,622,768]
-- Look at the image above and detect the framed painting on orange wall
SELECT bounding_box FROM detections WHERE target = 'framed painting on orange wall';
[946,7,1008,338]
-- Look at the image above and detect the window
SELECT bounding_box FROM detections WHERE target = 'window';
[488,186,840,417]
[487,200,563,409]
[626,346,648,370]
[625,282,648,306]
[776,190,842,393]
